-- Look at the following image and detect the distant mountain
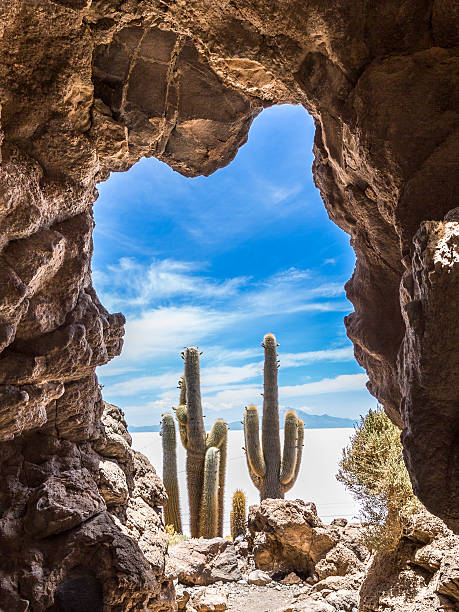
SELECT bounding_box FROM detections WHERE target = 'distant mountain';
[129,411,357,433]
[227,410,357,430]
[129,424,161,432]
[295,411,358,429]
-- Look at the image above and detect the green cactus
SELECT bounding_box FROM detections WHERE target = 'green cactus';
[160,413,182,534]
[243,333,304,500]
[174,347,228,538]
[200,447,220,538]
[230,490,246,540]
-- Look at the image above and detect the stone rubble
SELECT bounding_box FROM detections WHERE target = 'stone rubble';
[170,499,459,612]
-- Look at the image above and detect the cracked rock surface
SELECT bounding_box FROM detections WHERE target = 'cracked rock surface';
[0,0,458,608]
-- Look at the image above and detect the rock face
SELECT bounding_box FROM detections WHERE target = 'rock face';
[0,402,174,611]
[360,511,459,612]
[0,0,458,606]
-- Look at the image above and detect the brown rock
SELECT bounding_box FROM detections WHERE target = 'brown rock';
[248,499,340,576]
[189,586,228,612]
[167,538,242,586]
[281,572,302,585]
[360,509,459,612]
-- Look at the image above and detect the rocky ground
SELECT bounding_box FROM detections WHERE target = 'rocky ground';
[166,499,459,612]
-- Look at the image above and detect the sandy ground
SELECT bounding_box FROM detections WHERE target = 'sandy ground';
[132,428,360,533]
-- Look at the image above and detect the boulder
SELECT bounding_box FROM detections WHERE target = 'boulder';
[247,570,272,586]
[324,589,358,611]
[248,499,368,581]
[189,586,228,612]
[315,543,364,581]
[167,538,241,586]
[281,572,302,585]
[248,499,338,576]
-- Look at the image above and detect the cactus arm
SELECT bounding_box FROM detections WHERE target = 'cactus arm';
[282,418,305,493]
[206,419,228,450]
[161,414,182,534]
[217,432,227,537]
[178,375,187,405]
[247,459,262,489]
[184,347,207,538]
[200,447,220,538]
[175,404,188,449]
[243,405,266,477]
[230,490,246,540]
[243,411,262,490]
[280,410,299,485]
[206,418,228,537]
[261,333,282,499]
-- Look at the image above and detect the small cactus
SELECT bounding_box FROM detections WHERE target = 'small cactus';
[243,333,304,500]
[230,490,246,540]
[161,413,182,534]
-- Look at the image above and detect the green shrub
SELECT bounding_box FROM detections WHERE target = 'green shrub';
[337,407,421,551]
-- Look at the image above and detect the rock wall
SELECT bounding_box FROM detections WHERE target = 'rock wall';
[0,0,458,607]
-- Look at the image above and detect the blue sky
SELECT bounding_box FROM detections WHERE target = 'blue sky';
[93,105,376,426]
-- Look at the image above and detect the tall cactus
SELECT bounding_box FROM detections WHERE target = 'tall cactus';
[230,490,246,540]
[160,413,182,533]
[175,347,228,538]
[243,333,304,500]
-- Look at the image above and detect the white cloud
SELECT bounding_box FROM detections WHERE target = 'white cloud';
[281,374,368,397]
[107,371,182,396]
[103,348,355,398]
[241,267,347,316]
[95,257,248,310]
[280,347,354,367]
[97,364,141,377]
[122,305,237,360]
[199,374,367,412]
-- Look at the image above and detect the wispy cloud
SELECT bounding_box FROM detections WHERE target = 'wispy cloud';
[281,374,368,397]
[103,351,362,403]
[280,347,354,367]
[95,257,248,311]
[121,305,237,361]
[95,258,351,365]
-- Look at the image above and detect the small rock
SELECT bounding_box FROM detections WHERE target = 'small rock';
[248,569,272,586]
[281,572,302,585]
[324,589,358,611]
[306,573,319,585]
[330,518,348,527]
[190,586,228,611]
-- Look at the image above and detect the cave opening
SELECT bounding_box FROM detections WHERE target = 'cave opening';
[92,104,374,529]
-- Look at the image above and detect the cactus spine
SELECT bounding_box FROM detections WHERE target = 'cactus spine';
[161,413,182,534]
[243,333,304,500]
[230,490,246,540]
[175,347,228,538]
